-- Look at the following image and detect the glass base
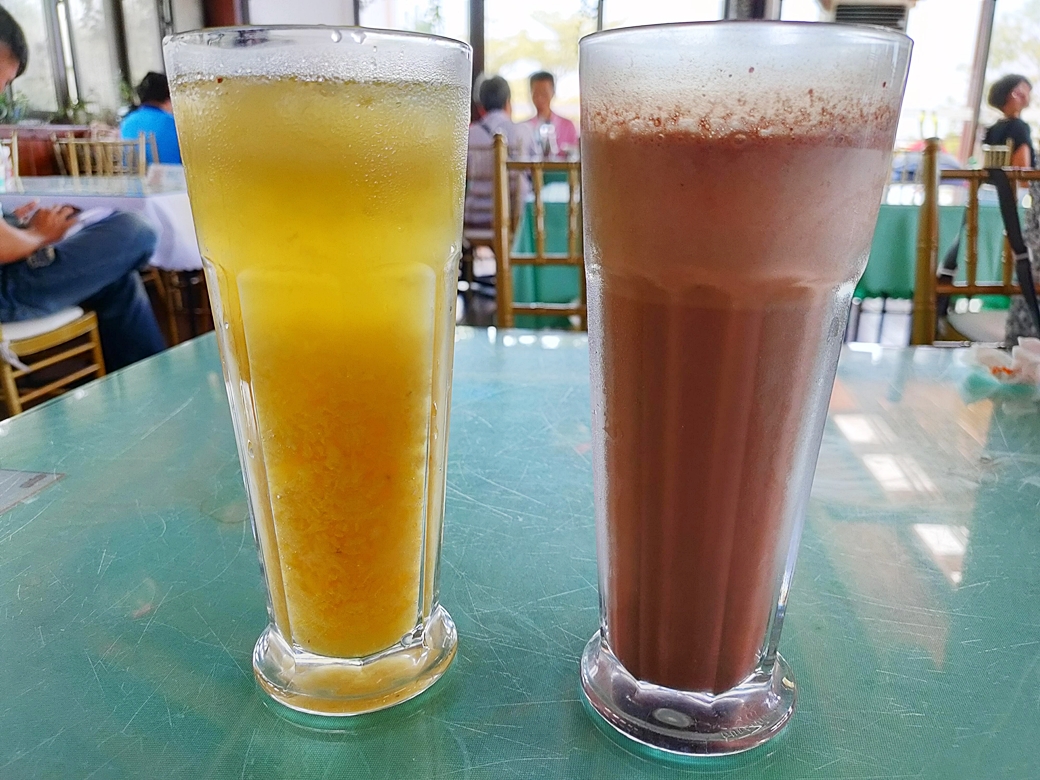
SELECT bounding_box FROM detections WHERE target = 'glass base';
[579,630,795,757]
[253,604,457,716]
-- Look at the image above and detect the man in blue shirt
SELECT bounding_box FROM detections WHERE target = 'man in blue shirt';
[121,72,181,164]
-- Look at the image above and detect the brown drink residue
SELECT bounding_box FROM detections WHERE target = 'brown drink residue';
[584,115,890,694]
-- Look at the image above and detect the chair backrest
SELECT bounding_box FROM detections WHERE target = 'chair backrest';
[981,143,1012,168]
[492,132,586,330]
[0,132,18,179]
[911,137,1040,344]
[52,132,148,177]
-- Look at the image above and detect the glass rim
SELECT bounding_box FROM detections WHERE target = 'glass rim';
[164,25,472,54]
[579,19,911,49]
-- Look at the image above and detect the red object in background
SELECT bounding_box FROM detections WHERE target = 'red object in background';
[202,0,245,27]
[906,139,953,153]
[0,125,90,176]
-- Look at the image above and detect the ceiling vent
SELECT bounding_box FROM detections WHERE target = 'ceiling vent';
[834,4,909,30]
[817,1,918,31]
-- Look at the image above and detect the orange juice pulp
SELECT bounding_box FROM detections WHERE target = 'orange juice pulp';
[174,76,468,658]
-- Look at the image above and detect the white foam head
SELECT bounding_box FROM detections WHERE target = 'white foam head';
[165,27,471,88]
[579,22,911,146]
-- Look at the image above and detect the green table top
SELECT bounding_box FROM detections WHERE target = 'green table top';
[1,333,1038,778]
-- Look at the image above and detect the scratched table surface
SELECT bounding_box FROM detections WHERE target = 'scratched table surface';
[1,331,1038,779]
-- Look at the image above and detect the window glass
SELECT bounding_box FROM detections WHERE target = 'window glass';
[122,0,165,86]
[3,0,59,113]
[601,0,717,29]
[779,0,821,21]
[360,0,470,42]
[897,0,983,154]
[484,0,593,125]
[66,0,122,116]
[985,0,1040,153]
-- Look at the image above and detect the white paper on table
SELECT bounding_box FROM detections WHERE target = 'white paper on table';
[0,469,64,515]
[61,207,116,239]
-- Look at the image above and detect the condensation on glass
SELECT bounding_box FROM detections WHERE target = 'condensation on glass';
[165,27,471,716]
[578,21,911,757]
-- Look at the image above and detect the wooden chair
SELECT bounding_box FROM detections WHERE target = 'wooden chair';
[138,266,214,347]
[0,308,106,417]
[981,143,1012,168]
[52,132,155,177]
[458,229,496,324]
[911,137,1040,345]
[0,132,19,179]
[492,133,586,330]
[145,132,159,166]
[161,269,213,345]
[138,267,177,342]
[459,132,522,321]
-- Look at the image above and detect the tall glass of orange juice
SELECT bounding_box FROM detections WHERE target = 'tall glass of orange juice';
[164,28,471,716]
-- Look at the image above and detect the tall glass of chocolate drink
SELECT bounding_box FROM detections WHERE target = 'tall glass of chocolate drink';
[578,22,910,756]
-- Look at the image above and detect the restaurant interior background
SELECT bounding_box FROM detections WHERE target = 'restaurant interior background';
[1,3,1039,775]
[3,0,1038,345]
[6,0,1039,151]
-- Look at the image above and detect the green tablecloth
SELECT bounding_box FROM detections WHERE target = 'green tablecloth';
[512,182,581,329]
[513,200,1014,324]
[858,203,1010,300]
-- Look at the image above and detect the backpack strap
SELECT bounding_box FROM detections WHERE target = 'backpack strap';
[988,168,1040,335]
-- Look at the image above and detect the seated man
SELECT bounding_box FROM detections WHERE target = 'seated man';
[0,7,165,371]
[1,205,166,370]
[524,71,578,157]
[121,71,181,164]
[465,75,537,232]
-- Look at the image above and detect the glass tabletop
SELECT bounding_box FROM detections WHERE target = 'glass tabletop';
[2,167,187,199]
[0,331,1037,778]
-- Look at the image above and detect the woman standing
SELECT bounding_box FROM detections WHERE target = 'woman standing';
[988,75,1040,343]
[984,74,1034,168]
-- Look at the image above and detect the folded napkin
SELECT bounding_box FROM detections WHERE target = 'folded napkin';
[961,338,1040,404]
[971,338,1040,385]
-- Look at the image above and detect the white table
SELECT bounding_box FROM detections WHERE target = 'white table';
[0,167,202,272]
